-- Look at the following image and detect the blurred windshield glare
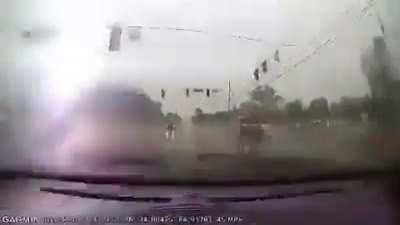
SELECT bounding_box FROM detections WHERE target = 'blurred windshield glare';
[0,0,399,179]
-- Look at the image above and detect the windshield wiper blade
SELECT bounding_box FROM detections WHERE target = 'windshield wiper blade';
[40,187,172,203]
[40,187,342,203]
[0,167,397,186]
[0,169,144,184]
[208,188,343,202]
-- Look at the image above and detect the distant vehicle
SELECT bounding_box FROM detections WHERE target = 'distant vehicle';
[165,123,176,141]
[311,119,331,128]
[238,116,265,154]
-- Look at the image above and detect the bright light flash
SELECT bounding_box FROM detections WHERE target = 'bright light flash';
[40,28,106,115]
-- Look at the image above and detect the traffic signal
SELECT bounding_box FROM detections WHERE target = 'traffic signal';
[274,50,280,63]
[253,68,260,81]
[212,88,221,93]
[161,89,166,99]
[128,26,142,41]
[261,60,268,73]
[109,26,122,51]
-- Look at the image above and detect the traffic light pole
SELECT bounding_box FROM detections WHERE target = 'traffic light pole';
[228,80,231,112]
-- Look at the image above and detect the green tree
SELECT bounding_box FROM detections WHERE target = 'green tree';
[249,85,278,111]
[239,84,282,115]
[75,84,164,123]
[308,97,330,119]
[285,99,305,120]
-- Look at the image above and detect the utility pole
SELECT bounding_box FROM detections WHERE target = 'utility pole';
[228,80,231,112]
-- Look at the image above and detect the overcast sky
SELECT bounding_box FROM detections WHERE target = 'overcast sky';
[0,0,399,116]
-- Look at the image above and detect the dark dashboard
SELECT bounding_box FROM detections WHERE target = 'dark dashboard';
[0,176,397,225]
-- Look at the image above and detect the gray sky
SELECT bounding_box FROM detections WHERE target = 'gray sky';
[0,0,399,117]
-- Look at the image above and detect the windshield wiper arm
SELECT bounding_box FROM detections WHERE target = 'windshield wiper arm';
[40,187,171,203]
[40,187,342,203]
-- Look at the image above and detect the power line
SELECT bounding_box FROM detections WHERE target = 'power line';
[258,0,377,84]
[125,25,295,46]
[231,0,378,105]
[270,36,337,83]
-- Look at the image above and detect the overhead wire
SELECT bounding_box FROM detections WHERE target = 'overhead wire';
[264,0,378,84]
[125,0,379,109]
[231,0,378,105]
[126,25,295,46]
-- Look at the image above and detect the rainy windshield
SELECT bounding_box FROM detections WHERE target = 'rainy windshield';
[0,0,399,180]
